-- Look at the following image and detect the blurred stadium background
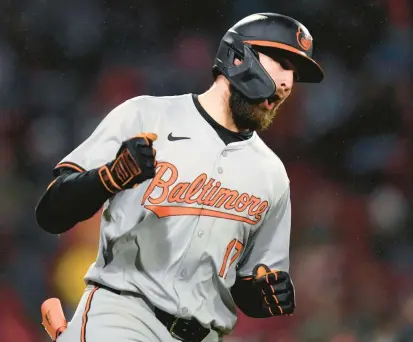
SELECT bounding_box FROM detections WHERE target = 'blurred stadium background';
[1,0,413,341]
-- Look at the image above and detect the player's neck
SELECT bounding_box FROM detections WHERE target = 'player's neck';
[197,80,240,133]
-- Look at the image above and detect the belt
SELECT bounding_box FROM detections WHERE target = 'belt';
[88,281,211,342]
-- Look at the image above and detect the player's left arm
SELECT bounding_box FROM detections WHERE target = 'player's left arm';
[231,186,295,318]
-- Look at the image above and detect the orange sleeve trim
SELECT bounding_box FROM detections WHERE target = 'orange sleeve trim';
[81,286,99,342]
[54,162,86,173]
[46,179,57,191]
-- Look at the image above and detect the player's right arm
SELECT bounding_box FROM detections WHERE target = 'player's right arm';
[35,98,157,234]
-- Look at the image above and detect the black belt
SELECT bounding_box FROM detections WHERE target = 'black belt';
[88,281,210,342]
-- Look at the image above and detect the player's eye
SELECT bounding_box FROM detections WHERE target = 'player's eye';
[277,58,298,80]
[278,58,294,71]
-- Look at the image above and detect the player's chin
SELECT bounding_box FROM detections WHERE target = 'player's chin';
[251,109,277,131]
[231,99,276,131]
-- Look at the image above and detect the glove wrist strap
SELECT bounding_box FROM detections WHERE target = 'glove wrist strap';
[98,149,142,193]
[98,165,122,194]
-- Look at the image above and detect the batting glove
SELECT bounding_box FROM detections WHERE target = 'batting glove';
[253,264,296,316]
[98,133,157,194]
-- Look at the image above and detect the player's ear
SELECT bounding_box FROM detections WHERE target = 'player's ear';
[234,58,243,66]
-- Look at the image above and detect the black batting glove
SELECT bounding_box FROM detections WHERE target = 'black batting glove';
[253,264,296,316]
[98,133,157,194]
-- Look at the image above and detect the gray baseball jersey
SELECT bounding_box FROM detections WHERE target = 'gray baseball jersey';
[54,94,291,332]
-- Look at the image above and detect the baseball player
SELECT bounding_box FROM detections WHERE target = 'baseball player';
[36,12,323,342]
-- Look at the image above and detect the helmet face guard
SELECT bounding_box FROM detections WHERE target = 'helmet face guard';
[214,35,277,103]
[212,13,324,103]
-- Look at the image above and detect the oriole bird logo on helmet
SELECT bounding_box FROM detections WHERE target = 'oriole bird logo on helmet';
[296,27,313,51]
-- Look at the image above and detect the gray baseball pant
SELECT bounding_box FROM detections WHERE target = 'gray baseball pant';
[56,285,220,342]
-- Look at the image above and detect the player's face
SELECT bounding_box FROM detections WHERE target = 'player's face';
[229,52,295,132]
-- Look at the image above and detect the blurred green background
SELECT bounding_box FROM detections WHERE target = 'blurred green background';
[1,0,413,341]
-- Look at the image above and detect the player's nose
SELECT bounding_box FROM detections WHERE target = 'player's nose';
[280,82,291,94]
[273,69,294,94]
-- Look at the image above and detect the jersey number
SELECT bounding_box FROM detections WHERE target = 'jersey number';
[219,239,243,279]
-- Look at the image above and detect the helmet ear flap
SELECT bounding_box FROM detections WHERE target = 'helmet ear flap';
[227,40,245,65]
[227,40,259,63]
[212,39,244,79]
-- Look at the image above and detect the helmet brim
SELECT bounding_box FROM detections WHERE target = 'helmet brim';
[244,40,324,83]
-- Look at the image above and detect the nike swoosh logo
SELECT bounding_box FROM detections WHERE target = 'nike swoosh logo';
[168,133,190,141]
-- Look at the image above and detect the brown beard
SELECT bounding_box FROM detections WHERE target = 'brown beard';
[229,85,281,132]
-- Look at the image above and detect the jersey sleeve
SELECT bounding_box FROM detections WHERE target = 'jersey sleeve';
[237,186,292,276]
[53,98,143,176]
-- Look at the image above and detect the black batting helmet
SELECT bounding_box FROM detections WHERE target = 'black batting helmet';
[213,13,324,103]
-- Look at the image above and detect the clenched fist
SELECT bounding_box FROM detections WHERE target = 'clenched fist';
[253,264,296,316]
[98,133,157,194]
